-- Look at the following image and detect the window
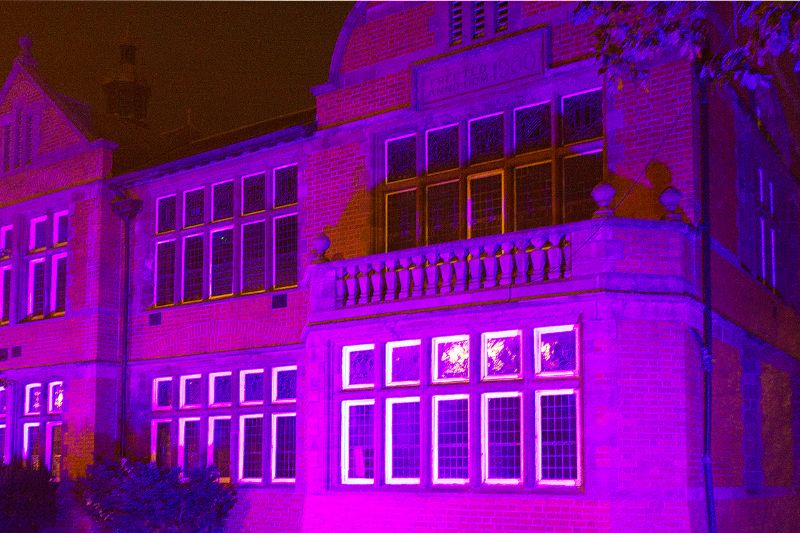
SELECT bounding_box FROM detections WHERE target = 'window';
[153,377,173,410]
[2,109,35,172]
[23,422,41,470]
[343,344,375,390]
[29,216,47,251]
[472,1,486,39]
[481,392,522,484]
[48,381,64,414]
[179,417,202,474]
[386,135,417,182]
[514,162,552,230]
[53,211,68,246]
[469,113,504,164]
[426,125,459,174]
[208,416,232,482]
[242,173,266,215]
[212,181,234,221]
[385,189,417,252]
[180,374,202,409]
[50,253,67,315]
[535,389,581,486]
[272,366,297,404]
[155,240,176,306]
[46,422,63,481]
[514,102,551,154]
[151,420,172,469]
[449,2,463,46]
[271,413,296,482]
[239,414,264,482]
[0,386,6,415]
[481,330,522,380]
[385,397,421,484]
[386,340,421,387]
[210,228,234,297]
[240,369,264,405]
[241,221,266,293]
[182,234,204,302]
[0,264,11,324]
[0,424,5,464]
[27,258,45,318]
[467,171,503,238]
[209,372,232,407]
[562,90,603,144]
[25,383,42,415]
[0,224,12,257]
[432,394,469,484]
[341,399,375,484]
[273,164,298,207]
[495,1,509,32]
[157,195,177,233]
[273,214,298,288]
[184,188,205,228]
[432,335,469,383]
[535,324,579,377]
[757,168,777,288]
[563,151,603,223]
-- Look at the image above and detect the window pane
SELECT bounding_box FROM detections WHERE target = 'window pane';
[538,328,577,374]
[156,380,172,408]
[212,419,231,479]
[274,415,296,480]
[31,261,45,316]
[386,136,416,182]
[0,388,6,414]
[26,425,41,470]
[427,126,459,173]
[54,257,66,313]
[49,383,64,413]
[184,377,201,406]
[469,173,502,237]
[183,420,200,473]
[184,189,205,227]
[427,181,460,244]
[484,332,521,378]
[515,163,552,230]
[56,214,68,244]
[243,372,264,403]
[386,190,417,252]
[157,196,176,233]
[33,221,46,249]
[515,103,551,153]
[346,403,374,480]
[434,337,469,381]
[243,174,266,215]
[470,114,504,164]
[156,241,175,306]
[50,425,63,481]
[183,235,203,302]
[346,347,374,388]
[2,268,11,322]
[213,375,232,404]
[436,398,469,481]
[1,226,12,253]
[156,422,171,469]
[389,401,420,480]
[274,165,298,207]
[563,90,603,144]
[213,182,234,221]
[486,395,521,480]
[388,342,420,384]
[28,386,42,414]
[242,416,263,479]
[274,215,298,288]
[540,393,578,481]
[563,152,602,223]
[241,222,266,293]
[275,369,297,402]
[211,230,233,297]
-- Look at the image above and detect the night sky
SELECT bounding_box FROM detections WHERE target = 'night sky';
[0,2,353,136]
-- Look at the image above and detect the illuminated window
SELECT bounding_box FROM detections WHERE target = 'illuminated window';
[239,414,263,482]
[182,234,204,302]
[432,335,470,383]
[209,372,232,407]
[210,228,234,297]
[271,413,296,483]
[152,377,173,410]
[50,253,67,315]
[272,366,297,404]
[433,394,469,484]
[179,417,201,475]
[385,135,416,182]
[535,389,581,486]
[25,383,42,415]
[179,374,202,409]
[46,422,63,481]
[208,416,232,482]
[242,173,266,215]
[156,195,177,233]
[53,211,68,246]
[273,164,298,208]
[151,419,171,469]
[29,216,47,251]
[212,181,234,221]
[342,344,375,390]
[27,258,45,318]
[341,399,374,484]
[534,325,579,377]
[481,330,522,380]
[48,381,64,414]
[240,369,264,405]
[385,397,421,484]
[481,392,522,484]
[273,214,298,288]
[183,188,205,228]
[386,340,421,387]
[23,422,41,470]
[155,240,176,306]
[241,221,266,293]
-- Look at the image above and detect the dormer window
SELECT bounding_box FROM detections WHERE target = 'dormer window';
[2,108,35,172]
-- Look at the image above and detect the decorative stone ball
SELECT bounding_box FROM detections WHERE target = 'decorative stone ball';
[659,186,682,213]
[591,182,616,208]
[311,233,331,260]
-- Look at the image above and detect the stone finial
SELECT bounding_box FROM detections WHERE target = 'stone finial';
[591,182,616,218]
[16,35,37,67]
[659,186,683,221]
[311,232,331,263]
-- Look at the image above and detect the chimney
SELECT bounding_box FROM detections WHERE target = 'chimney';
[102,25,150,121]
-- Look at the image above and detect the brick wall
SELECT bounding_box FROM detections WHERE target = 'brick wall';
[316,71,410,128]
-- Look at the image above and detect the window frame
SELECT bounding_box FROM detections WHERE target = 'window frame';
[208,371,233,408]
[272,163,299,209]
[45,421,63,481]
[211,180,235,222]
[29,215,47,251]
[240,220,267,295]
[340,398,376,485]
[239,369,265,406]
[208,415,233,483]
[53,210,69,246]
[384,396,421,485]
[533,324,580,378]
[480,391,523,485]
[425,123,460,175]
[272,212,299,289]
[466,169,505,238]
[22,421,41,467]
[241,172,267,216]
[24,383,42,415]
[49,252,67,316]
[271,412,297,483]
[178,416,202,475]
[0,263,11,324]
[480,329,523,381]
[152,377,173,411]
[560,87,604,147]
[534,388,582,487]
[153,238,176,307]
[271,365,297,404]
[238,413,264,483]
[47,381,64,414]
[182,186,206,229]
[432,393,470,485]
[27,257,45,318]
[208,225,235,299]
[467,111,505,165]
[342,344,376,391]
[156,194,177,235]
[0,224,12,257]
[431,335,470,384]
[179,374,202,409]
[180,232,205,303]
[384,133,417,183]
[150,418,172,466]
[385,339,422,387]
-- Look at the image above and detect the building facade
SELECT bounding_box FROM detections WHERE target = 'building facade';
[1,2,799,531]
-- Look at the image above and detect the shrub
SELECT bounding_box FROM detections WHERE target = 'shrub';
[0,460,58,532]
[76,460,237,533]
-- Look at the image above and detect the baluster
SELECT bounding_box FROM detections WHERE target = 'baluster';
[384,259,398,301]
[513,241,529,284]
[336,267,348,307]
[453,249,468,292]
[398,258,412,299]
[440,251,454,293]
[561,235,572,279]
[530,236,546,282]
[344,265,357,305]
[468,246,483,290]
[499,241,514,286]
[357,265,370,303]
[484,244,499,288]
[411,255,424,297]
[425,252,439,296]
[546,234,564,280]
[370,262,384,303]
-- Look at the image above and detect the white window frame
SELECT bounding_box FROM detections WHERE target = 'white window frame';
[385,339,421,387]
[179,374,202,409]
[480,329,522,381]
[45,421,63,481]
[342,344,375,390]
[182,186,205,228]
[481,391,523,485]
[271,412,297,483]
[239,369,265,406]
[238,413,264,483]
[212,180,235,221]
[241,172,266,216]
[384,133,416,182]
[53,210,69,246]
[156,194,177,234]
[153,238,176,307]
[0,264,11,322]
[466,170,505,238]
[240,220,267,294]
[534,324,580,377]
[272,212,299,289]
[208,371,233,407]
[208,415,232,483]
[150,418,171,464]
[467,112,505,164]
[0,224,13,255]
[425,123,459,174]
[24,383,42,415]
[512,100,551,154]
[50,252,67,315]
[272,163,299,208]
[208,225,235,298]
[432,394,470,485]
[27,257,45,317]
[29,215,47,251]
[152,377,173,410]
[385,396,421,485]
[271,365,297,404]
[341,399,375,485]
[535,388,582,487]
[47,381,63,414]
[180,232,204,303]
[22,421,40,464]
[178,417,202,475]
[431,335,470,384]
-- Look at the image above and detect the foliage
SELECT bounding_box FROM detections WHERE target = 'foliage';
[76,460,237,533]
[574,1,800,89]
[0,460,58,533]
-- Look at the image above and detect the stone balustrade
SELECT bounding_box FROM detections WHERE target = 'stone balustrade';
[333,229,571,308]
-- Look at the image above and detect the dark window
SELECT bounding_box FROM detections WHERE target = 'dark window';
[2,268,11,322]
[515,163,552,230]
[274,165,298,207]
[213,375,232,405]
[1,226,12,254]
[563,152,603,223]
[515,103,551,153]
[470,114,504,164]
[50,425,63,481]
[242,222,266,293]
[156,422,171,469]
[53,256,66,314]
[346,403,374,480]
[213,182,234,221]
[56,214,68,244]
[210,229,233,297]
[31,261,45,317]
[389,401,420,480]
[183,377,201,407]
[32,220,46,250]
[386,190,417,252]
[212,418,231,479]
[26,425,41,470]
[242,174,266,215]
[155,241,175,306]
[182,235,203,302]
[540,393,578,481]
[449,2,463,46]
[242,416,263,479]
[486,395,521,480]
[472,1,485,38]
[386,136,417,182]
[243,372,264,403]
[275,369,297,402]
[156,380,172,408]
[436,398,469,480]
[468,173,503,237]
[183,420,200,473]
[427,126,459,174]
[274,215,298,288]
[562,90,603,144]
[495,1,509,32]
[274,415,296,480]
[157,196,176,233]
[427,181,460,244]
[184,189,205,227]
